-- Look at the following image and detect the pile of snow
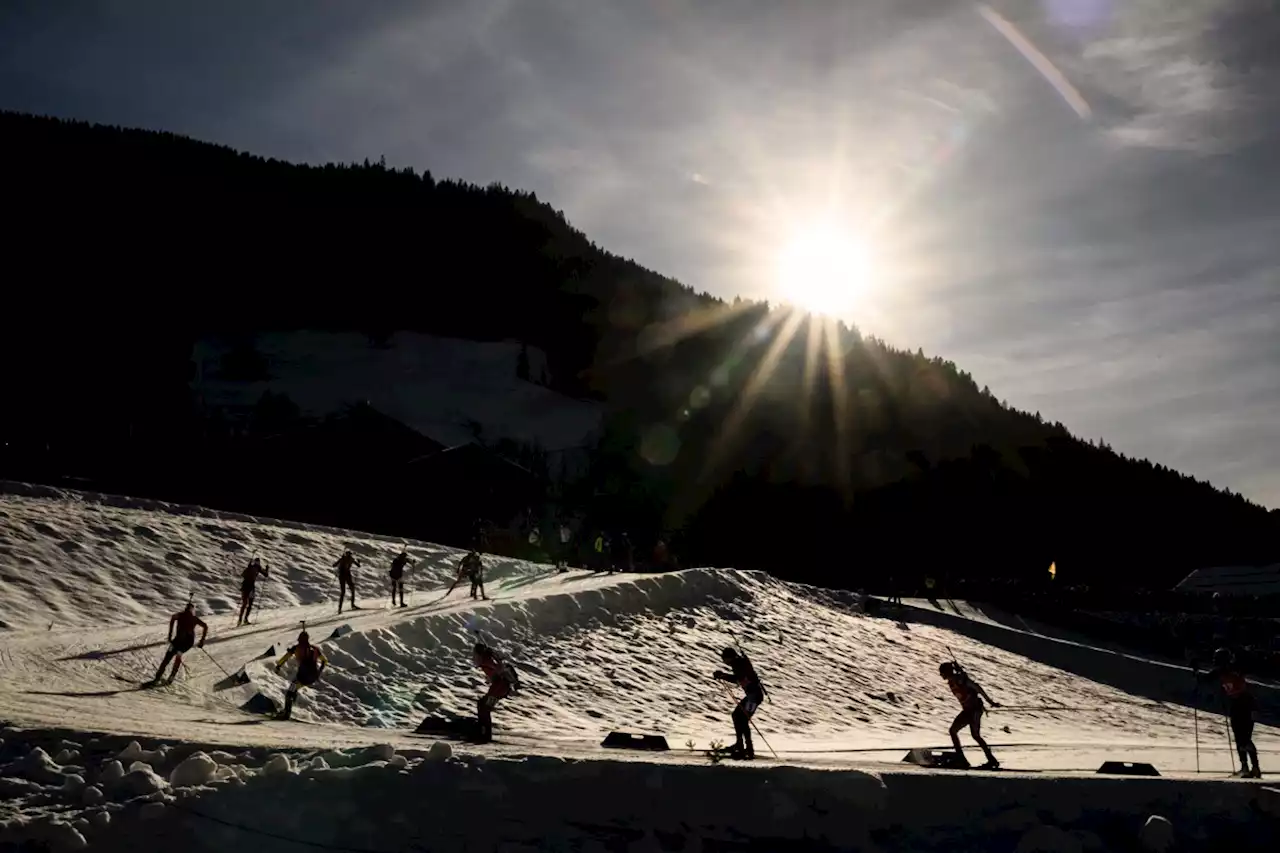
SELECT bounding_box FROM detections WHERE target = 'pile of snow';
[2,724,1275,852]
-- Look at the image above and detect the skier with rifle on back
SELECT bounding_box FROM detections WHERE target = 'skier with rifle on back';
[334,549,361,613]
[389,547,414,608]
[713,647,766,760]
[939,659,1001,769]
[151,601,208,685]
[237,556,268,626]
[275,629,329,720]
[472,641,520,743]
[441,551,486,601]
[1197,647,1262,778]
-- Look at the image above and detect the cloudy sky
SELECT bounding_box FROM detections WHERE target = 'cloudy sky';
[2,0,1277,507]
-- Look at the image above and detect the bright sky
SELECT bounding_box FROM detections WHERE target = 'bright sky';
[2,0,1276,507]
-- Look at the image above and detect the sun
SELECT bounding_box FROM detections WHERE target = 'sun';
[774,224,872,319]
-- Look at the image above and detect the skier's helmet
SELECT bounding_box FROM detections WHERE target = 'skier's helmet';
[1213,647,1233,667]
[720,647,737,664]
[298,630,310,645]
[939,661,956,678]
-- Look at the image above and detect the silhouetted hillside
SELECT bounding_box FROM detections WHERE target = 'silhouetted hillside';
[0,111,1274,589]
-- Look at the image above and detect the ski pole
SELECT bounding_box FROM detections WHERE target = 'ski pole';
[715,679,777,759]
[990,705,1104,713]
[1193,703,1200,774]
[201,646,233,680]
[1225,713,1235,775]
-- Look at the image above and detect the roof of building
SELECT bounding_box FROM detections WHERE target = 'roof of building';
[1175,563,1280,596]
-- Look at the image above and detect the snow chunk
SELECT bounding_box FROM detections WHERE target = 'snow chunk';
[54,748,80,765]
[15,746,64,784]
[140,802,167,821]
[89,810,110,829]
[1016,825,1082,853]
[388,754,408,770]
[263,753,292,776]
[169,752,218,788]
[82,785,104,806]
[39,819,87,851]
[62,773,86,793]
[368,743,396,762]
[118,766,167,798]
[98,760,124,784]
[425,741,453,762]
[1139,815,1175,852]
[117,741,145,761]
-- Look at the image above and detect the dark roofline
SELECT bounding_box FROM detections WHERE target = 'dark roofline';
[406,440,534,475]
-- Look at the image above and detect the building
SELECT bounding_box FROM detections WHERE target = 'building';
[1174,564,1280,597]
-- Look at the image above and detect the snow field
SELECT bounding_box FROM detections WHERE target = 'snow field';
[2,482,1279,850]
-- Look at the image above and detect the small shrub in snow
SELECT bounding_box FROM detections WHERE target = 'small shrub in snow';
[425,741,452,762]
[169,752,218,788]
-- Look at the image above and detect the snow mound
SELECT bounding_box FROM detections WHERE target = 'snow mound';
[0,480,489,631]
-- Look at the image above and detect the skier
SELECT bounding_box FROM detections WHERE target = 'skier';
[939,661,1001,769]
[274,630,328,720]
[441,551,487,601]
[334,549,361,613]
[389,548,414,608]
[473,641,519,743]
[557,522,572,571]
[1198,648,1262,778]
[152,601,208,685]
[713,647,765,760]
[237,556,268,626]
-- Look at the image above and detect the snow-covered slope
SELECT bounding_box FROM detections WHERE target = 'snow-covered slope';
[192,331,603,462]
[2,482,1277,851]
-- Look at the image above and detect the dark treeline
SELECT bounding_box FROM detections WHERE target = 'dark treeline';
[1,111,1275,591]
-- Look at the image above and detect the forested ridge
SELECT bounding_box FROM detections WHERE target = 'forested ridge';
[1,111,1274,589]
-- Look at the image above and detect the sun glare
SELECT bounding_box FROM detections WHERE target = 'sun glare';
[775,224,871,319]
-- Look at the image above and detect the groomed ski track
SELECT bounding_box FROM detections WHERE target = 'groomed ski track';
[1,482,1277,851]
